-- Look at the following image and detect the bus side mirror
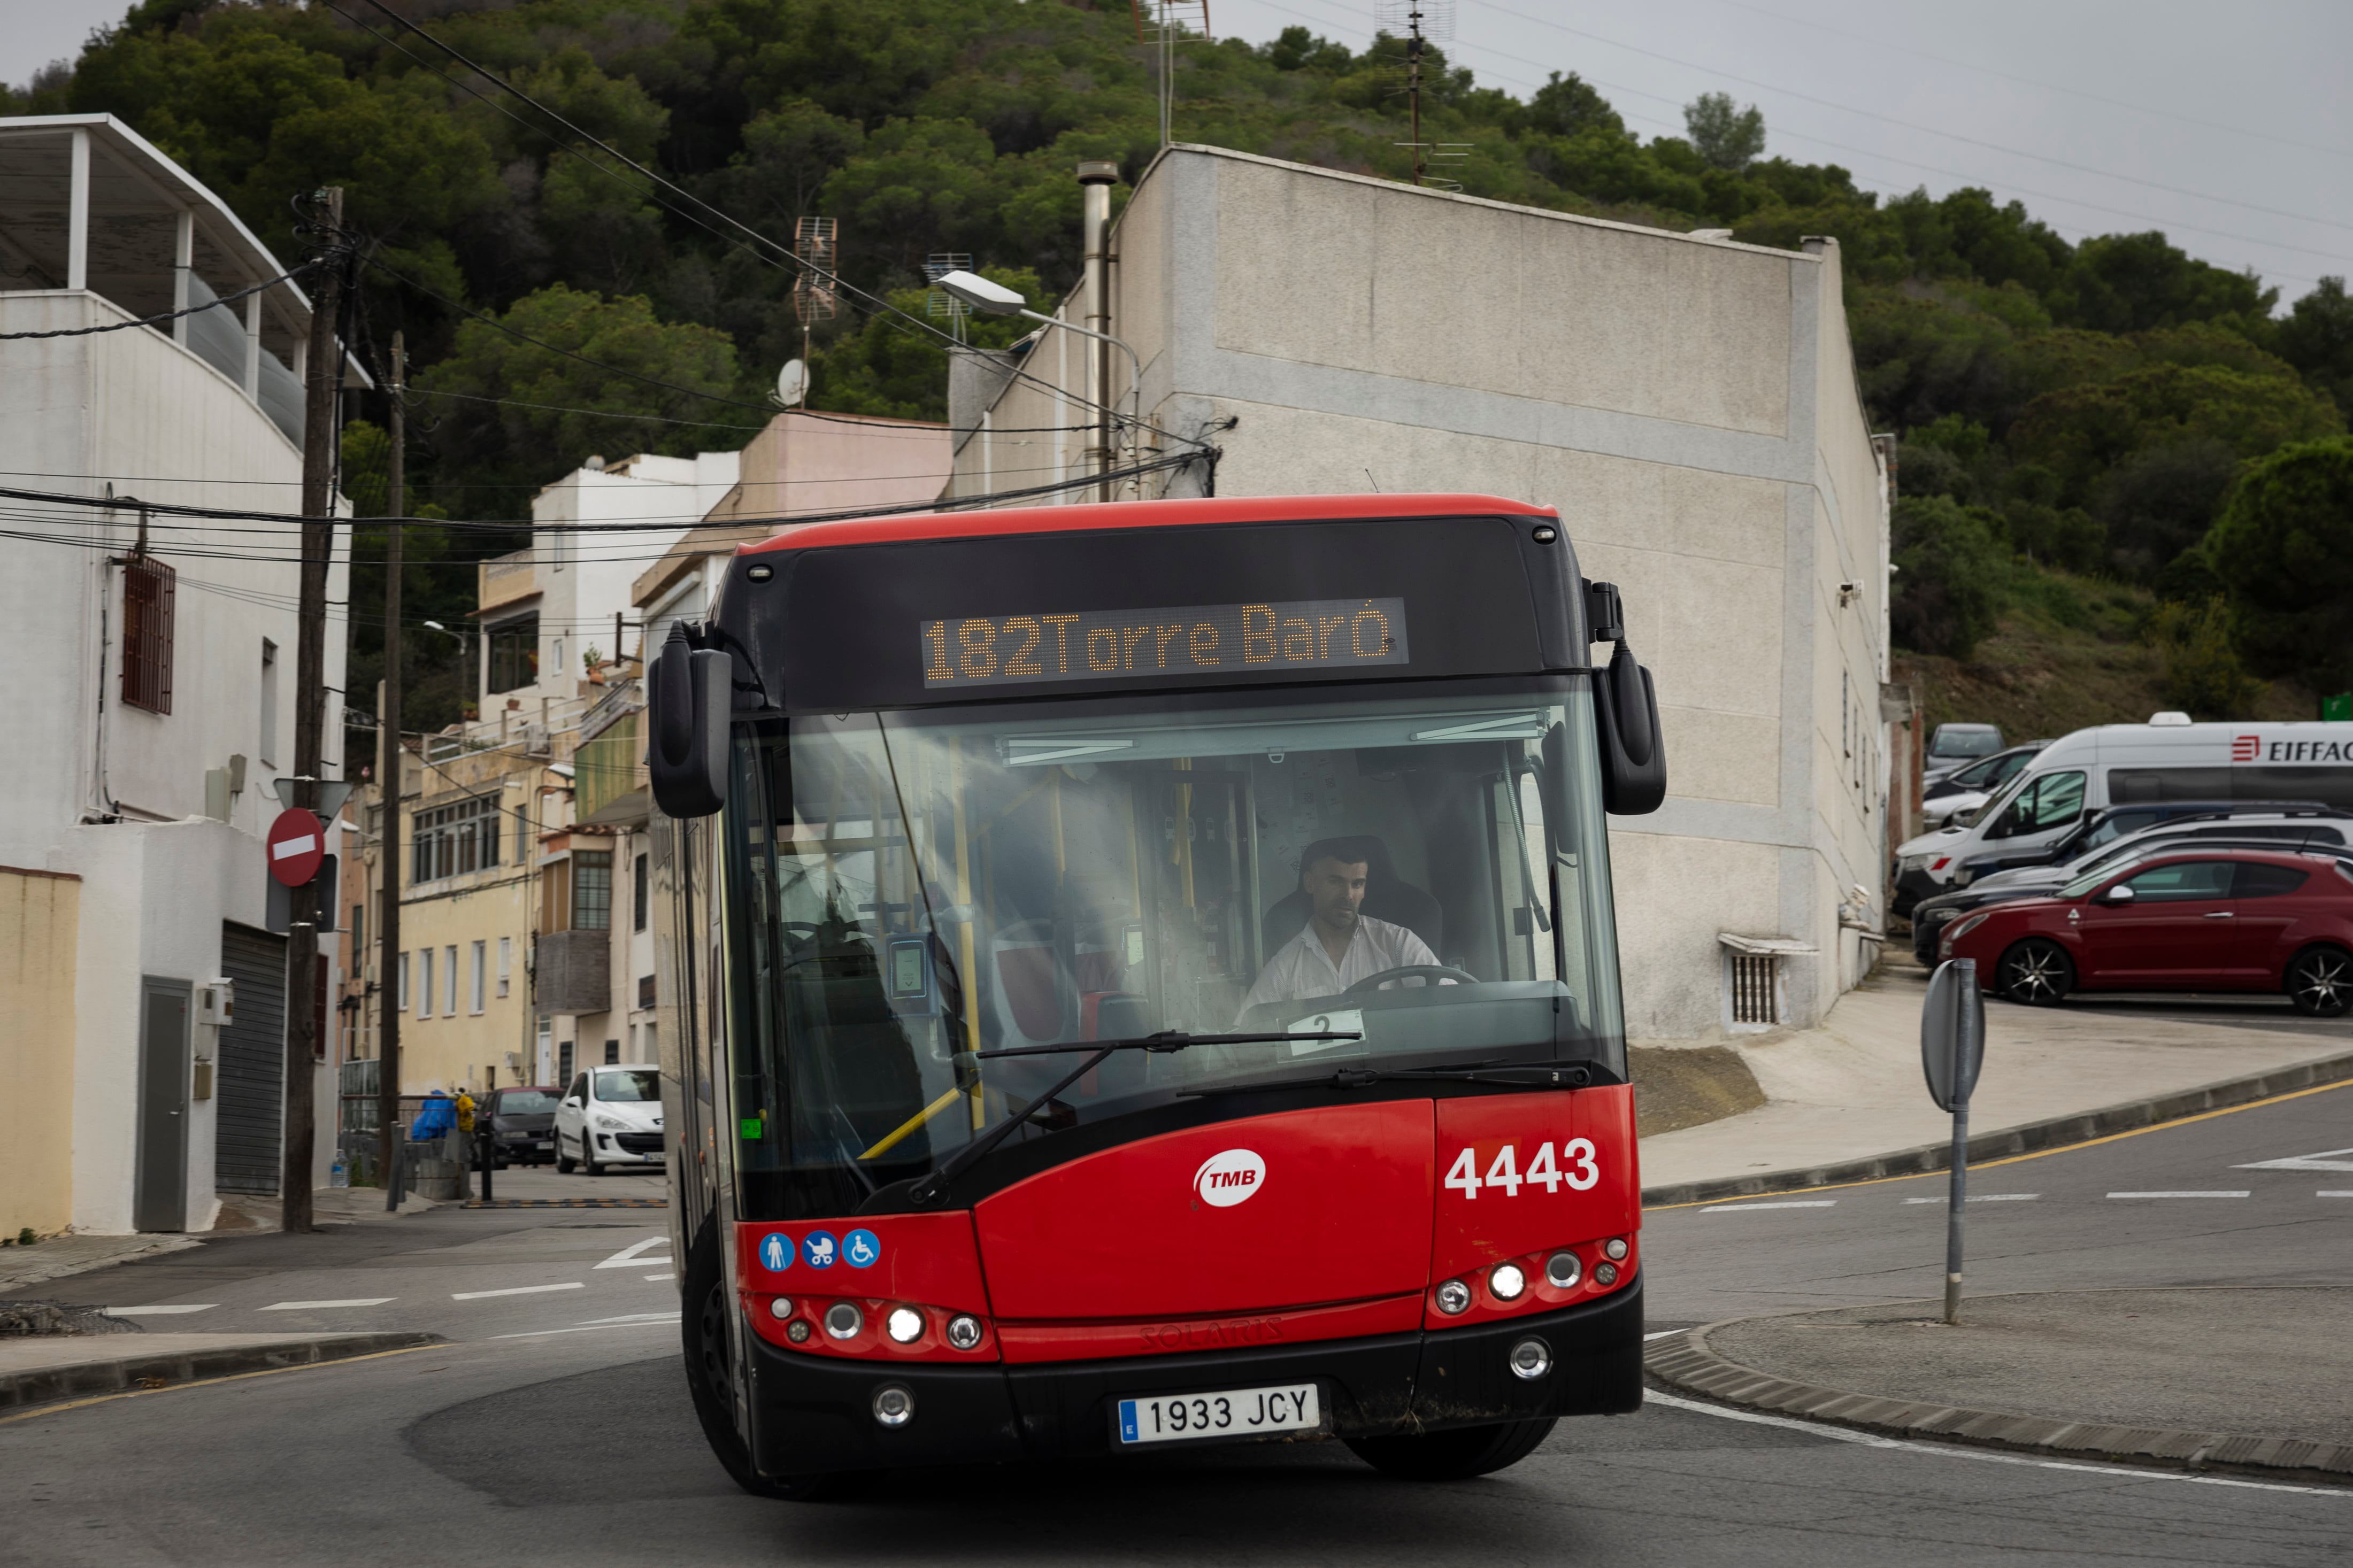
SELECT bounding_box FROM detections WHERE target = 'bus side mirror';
[648,624,731,818]
[1596,640,1667,815]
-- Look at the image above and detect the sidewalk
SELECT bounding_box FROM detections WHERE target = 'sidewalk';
[0,1234,201,1293]
[1648,1287,2353,1479]
[0,1331,441,1413]
[1638,964,2353,1202]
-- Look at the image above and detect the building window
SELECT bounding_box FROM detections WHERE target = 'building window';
[351,901,365,957]
[1729,953,1780,1025]
[497,937,512,998]
[398,951,410,1011]
[121,555,177,714]
[418,948,434,1019]
[443,945,458,1016]
[604,1039,620,1065]
[633,851,649,931]
[470,940,487,1014]
[259,638,279,765]
[637,973,656,1009]
[558,1038,573,1083]
[411,794,502,884]
[572,850,613,931]
[487,614,539,694]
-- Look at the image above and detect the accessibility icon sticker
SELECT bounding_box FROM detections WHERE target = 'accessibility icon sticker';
[802,1230,839,1269]
[757,1232,792,1272]
[844,1229,881,1268]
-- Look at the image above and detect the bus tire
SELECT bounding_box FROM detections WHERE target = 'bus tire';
[680,1217,866,1502]
[2286,945,2352,1017]
[1996,938,2073,1006]
[1344,1417,1557,1481]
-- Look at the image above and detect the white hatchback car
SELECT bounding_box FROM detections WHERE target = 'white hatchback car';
[555,1065,665,1176]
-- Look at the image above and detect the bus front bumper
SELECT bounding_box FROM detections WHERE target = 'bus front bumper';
[743,1271,1643,1476]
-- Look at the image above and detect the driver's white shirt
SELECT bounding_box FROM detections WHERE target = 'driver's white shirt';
[1237,917,1439,1020]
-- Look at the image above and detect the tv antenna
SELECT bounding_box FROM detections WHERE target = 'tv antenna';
[1375,0,1464,188]
[1133,2,1213,149]
[790,216,839,364]
[925,253,975,342]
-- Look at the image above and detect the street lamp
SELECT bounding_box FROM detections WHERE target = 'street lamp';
[933,269,1142,496]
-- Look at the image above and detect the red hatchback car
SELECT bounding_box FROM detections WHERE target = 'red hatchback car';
[1938,847,2353,1015]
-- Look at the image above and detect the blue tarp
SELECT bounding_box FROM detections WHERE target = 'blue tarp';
[410,1094,455,1140]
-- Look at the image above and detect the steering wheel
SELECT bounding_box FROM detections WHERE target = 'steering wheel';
[1343,964,1482,995]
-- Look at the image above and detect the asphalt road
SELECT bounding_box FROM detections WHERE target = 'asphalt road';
[5,1087,2350,1565]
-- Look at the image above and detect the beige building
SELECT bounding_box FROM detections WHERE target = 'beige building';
[947,145,1894,1041]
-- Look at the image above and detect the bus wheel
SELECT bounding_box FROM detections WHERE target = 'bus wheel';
[2286,946,2352,1017]
[1997,939,2073,1006]
[1345,1418,1556,1481]
[680,1219,866,1502]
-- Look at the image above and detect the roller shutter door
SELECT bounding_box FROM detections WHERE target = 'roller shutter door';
[216,922,286,1194]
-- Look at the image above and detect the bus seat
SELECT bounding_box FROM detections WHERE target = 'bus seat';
[1263,836,1444,957]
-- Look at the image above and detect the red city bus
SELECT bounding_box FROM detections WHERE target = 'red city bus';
[647,492,1667,1497]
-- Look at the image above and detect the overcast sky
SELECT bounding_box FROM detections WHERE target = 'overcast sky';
[11,0,2348,306]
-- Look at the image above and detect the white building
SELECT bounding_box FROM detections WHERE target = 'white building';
[0,115,355,1232]
[948,145,1894,1041]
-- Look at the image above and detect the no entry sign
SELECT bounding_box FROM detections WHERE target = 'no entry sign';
[266,807,325,887]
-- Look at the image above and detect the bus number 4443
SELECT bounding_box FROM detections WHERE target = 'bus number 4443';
[1444,1140,1600,1198]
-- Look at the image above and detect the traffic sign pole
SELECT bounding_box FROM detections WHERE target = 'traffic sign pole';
[1921,959,1985,1325]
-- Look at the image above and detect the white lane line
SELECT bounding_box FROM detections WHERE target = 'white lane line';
[259,1298,395,1310]
[451,1281,585,1301]
[1904,1194,2039,1203]
[1642,1329,1687,1341]
[2234,1146,2353,1171]
[105,1304,218,1316]
[491,1318,676,1341]
[1643,1390,2349,1496]
[578,1312,681,1326]
[2320,1190,2353,1198]
[2106,1191,2250,1199]
[642,1272,675,1282]
[594,1237,671,1270]
[1703,1201,1837,1212]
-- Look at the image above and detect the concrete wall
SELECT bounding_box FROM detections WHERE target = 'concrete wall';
[945,146,1892,1041]
[1,867,80,1239]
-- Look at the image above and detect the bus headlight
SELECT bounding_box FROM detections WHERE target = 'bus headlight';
[1435,1279,1472,1315]
[1595,1262,1619,1286]
[885,1307,925,1344]
[768,1296,794,1320]
[945,1314,983,1350]
[1603,1238,1629,1262]
[1544,1250,1581,1288]
[1509,1337,1552,1380]
[1489,1263,1526,1301]
[824,1302,864,1340]
[872,1385,915,1428]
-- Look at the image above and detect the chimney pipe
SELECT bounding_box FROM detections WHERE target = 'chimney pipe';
[1076,160,1119,503]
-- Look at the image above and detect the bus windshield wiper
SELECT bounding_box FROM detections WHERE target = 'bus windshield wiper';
[906,1030,1360,1205]
[1180,1062,1592,1097]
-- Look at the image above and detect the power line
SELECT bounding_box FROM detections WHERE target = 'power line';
[1464,0,2353,237]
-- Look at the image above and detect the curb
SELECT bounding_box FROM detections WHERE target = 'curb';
[0,1332,443,1413]
[1640,1046,2353,1208]
[1645,1322,2353,1483]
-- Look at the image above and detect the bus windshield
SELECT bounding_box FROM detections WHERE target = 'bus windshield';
[720,677,1626,1218]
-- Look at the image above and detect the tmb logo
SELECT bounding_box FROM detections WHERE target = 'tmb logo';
[2233,734,2260,762]
[1193,1148,1266,1208]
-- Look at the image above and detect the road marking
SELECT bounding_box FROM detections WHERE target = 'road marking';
[2234,1146,2353,1171]
[259,1298,395,1310]
[104,1304,217,1316]
[1904,1194,2039,1203]
[1642,1330,1688,1341]
[0,1345,437,1427]
[2320,1190,2353,1198]
[594,1237,671,1270]
[1642,1389,2350,1496]
[1702,1201,1836,1212]
[450,1282,585,1301]
[1642,1075,2353,1211]
[642,1272,675,1282]
[578,1312,680,1326]
[2107,1191,2250,1199]
[490,1318,676,1341]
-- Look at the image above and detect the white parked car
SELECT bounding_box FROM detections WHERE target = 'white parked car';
[555,1065,666,1176]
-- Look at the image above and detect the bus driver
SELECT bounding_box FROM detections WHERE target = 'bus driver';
[1239,837,1442,1017]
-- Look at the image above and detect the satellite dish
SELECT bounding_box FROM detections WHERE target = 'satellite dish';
[776,359,808,408]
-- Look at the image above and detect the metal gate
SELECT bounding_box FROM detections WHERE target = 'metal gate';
[216,922,287,1194]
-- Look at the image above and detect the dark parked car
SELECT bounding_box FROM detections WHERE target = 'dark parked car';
[482,1086,565,1167]
[1938,847,2353,1014]
[1913,811,2353,963]
[1952,798,2334,886]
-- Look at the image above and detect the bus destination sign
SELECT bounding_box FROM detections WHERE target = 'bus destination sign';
[922,598,1409,688]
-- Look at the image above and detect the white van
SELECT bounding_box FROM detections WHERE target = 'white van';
[1896,713,2353,903]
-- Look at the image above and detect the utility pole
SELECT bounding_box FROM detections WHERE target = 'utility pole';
[376,330,405,1191]
[283,187,347,1234]
[1078,160,1118,502]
